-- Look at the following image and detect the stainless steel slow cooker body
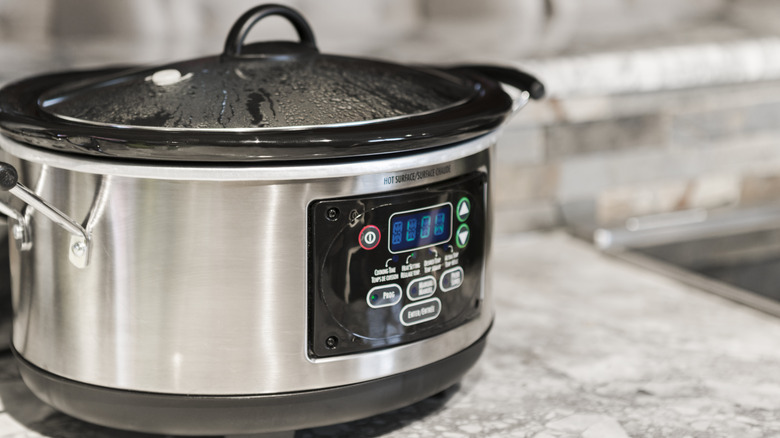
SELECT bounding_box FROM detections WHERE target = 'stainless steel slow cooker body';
[0,4,543,435]
[0,133,496,434]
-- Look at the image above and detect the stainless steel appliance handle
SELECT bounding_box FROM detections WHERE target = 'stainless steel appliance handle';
[0,161,91,268]
[0,196,24,224]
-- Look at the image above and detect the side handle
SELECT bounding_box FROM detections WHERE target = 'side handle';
[0,162,91,268]
[446,64,545,116]
[451,65,544,99]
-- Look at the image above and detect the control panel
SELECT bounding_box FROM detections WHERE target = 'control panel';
[308,172,486,358]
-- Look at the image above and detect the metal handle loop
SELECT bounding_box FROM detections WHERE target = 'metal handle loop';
[223,4,317,57]
[0,161,92,268]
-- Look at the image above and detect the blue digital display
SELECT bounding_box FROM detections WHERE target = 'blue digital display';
[389,203,452,253]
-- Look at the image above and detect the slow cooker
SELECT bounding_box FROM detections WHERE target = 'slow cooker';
[0,4,543,435]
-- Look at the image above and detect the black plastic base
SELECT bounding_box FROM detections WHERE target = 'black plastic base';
[13,328,489,436]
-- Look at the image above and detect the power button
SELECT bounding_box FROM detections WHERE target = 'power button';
[358,225,381,250]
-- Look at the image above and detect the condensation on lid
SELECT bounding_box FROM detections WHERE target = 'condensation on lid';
[39,52,476,131]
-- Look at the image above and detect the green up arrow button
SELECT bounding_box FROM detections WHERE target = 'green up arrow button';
[456,197,471,222]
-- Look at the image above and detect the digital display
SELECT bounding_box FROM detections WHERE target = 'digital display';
[389,203,452,253]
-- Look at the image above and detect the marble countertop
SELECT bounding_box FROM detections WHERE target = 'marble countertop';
[1,231,779,437]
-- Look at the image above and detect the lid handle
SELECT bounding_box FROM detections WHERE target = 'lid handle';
[224,4,318,57]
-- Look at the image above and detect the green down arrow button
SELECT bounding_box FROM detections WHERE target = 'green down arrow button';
[455,223,470,249]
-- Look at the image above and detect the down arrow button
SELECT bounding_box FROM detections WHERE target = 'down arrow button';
[455,223,470,249]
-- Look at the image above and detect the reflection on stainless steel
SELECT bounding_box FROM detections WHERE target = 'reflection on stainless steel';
[595,204,780,252]
[0,228,9,350]
[0,165,94,267]
[0,132,498,181]
[5,136,494,395]
[624,208,708,232]
[0,200,23,224]
[84,175,111,235]
[8,183,86,240]
[596,203,780,318]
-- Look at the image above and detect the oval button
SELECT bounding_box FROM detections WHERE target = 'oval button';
[400,298,442,326]
[440,266,464,292]
[367,284,402,308]
[407,275,437,301]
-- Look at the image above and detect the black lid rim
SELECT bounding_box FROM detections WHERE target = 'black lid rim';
[0,66,513,163]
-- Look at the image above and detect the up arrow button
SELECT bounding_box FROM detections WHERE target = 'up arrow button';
[456,224,470,249]
[456,197,471,222]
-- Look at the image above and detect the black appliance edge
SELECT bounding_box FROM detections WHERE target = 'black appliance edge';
[13,325,490,436]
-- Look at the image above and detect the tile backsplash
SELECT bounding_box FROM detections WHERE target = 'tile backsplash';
[2,0,780,236]
[497,78,780,234]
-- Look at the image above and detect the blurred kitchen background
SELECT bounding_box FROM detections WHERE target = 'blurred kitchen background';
[2,0,780,236]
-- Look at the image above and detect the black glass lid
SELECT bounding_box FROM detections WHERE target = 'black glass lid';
[0,4,540,163]
[39,54,473,131]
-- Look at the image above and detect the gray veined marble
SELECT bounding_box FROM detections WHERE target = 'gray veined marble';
[0,231,779,437]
